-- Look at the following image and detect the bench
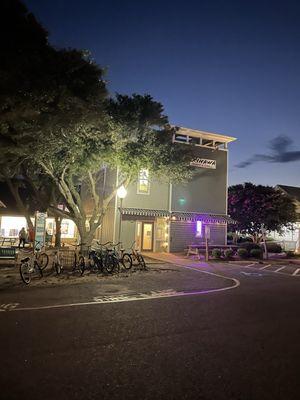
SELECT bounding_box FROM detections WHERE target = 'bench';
[0,247,17,260]
[187,244,239,260]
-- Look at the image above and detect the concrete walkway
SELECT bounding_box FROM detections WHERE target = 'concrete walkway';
[145,252,209,267]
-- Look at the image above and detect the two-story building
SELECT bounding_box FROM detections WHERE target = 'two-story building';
[97,127,236,253]
[0,127,236,252]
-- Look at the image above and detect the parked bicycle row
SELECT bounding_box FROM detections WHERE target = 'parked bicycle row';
[19,240,147,284]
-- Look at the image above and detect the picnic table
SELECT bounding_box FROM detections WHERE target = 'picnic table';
[187,244,239,260]
[0,237,17,247]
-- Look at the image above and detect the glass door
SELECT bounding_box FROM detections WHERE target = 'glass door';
[142,222,154,251]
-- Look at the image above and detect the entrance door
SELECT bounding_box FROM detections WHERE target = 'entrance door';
[142,222,154,251]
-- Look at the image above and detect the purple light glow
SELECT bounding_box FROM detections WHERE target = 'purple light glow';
[196,220,202,237]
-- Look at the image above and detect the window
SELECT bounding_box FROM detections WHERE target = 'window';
[137,169,150,194]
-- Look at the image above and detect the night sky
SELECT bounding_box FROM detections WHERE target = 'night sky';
[26,0,300,186]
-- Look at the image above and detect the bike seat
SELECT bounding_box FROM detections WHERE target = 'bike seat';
[21,257,30,263]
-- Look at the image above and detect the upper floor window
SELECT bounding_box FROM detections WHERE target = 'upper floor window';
[137,169,150,195]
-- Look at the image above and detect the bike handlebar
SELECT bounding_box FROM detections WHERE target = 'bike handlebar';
[111,242,122,247]
[96,241,112,246]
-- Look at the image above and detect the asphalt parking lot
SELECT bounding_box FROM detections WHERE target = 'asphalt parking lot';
[1,257,300,400]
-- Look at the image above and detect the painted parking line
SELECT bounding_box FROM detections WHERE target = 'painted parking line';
[259,264,272,270]
[274,266,286,272]
[0,303,20,312]
[233,262,300,278]
[1,265,240,312]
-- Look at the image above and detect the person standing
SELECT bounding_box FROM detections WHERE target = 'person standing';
[18,227,27,248]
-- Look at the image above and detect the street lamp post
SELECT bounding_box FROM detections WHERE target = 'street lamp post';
[117,185,127,247]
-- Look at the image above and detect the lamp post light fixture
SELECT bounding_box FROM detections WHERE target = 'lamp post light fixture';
[117,185,127,246]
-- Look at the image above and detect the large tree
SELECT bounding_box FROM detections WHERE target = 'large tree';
[228,182,297,242]
[31,94,193,245]
[0,0,105,234]
[0,1,193,246]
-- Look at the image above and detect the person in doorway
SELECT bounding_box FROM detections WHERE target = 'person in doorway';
[18,227,27,248]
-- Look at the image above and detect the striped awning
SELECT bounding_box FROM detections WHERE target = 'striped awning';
[171,212,236,224]
[121,208,235,223]
[121,208,170,217]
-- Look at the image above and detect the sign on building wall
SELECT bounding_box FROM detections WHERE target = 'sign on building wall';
[190,158,217,169]
[34,211,47,250]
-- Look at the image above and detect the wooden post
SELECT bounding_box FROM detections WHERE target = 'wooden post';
[204,225,210,262]
[261,225,268,260]
[205,238,209,262]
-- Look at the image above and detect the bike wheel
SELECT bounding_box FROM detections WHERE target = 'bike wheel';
[79,256,85,276]
[53,261,61,275]
[137,254,146,269]
[122,253,132,270]
[20,262,31,284]
[37,263,43,278]
[104,254,115,273]
[96,255,104,272]
[39,253,49,270]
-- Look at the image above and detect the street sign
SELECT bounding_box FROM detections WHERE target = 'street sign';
[34,211,47,250]
[204,225,211,240]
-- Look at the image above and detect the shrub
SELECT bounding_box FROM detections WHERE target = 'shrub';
[285,251,295,258]
[264,242,282,253]
[237,236,253,243]
[212,248,222,258]
[250,248,263,258]
[237,248,248,259]
[224,249,234,259]
[239,242,260,254]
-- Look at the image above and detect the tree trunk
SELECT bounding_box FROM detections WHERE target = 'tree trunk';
[77,221,99,250]
[54,216,61,248]
[6,179,34,231]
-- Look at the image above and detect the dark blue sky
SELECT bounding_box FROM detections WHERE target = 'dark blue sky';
[26,0,300,186]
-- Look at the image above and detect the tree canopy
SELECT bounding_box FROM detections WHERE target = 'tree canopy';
[0,0,194,245]
[228,182,297,242]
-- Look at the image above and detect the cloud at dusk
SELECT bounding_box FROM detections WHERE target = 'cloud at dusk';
[236,135,300,168]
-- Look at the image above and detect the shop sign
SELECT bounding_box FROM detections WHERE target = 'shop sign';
[190,158,216,169]
[34,211,47,250]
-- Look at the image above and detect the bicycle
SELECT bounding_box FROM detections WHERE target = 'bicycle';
[112,242,133,271]
[19,240,48,284]
[69,243,86,276]
[81,241,111,275]
[52,248,63,275]
[129,241,146,270]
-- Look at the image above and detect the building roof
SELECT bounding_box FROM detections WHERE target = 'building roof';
[276,185,300,202]
[176,126,237,143]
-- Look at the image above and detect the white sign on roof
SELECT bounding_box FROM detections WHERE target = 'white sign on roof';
[190,158,216,169]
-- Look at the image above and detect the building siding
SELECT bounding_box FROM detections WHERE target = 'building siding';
[122,178,169,211]
[169,221,226,252]
[171,147,227,214]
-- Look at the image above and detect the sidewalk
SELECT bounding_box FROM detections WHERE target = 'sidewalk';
[0,255,233,310]
[145,252,211,267]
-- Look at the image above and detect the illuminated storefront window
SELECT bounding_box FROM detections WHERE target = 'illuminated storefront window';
[0,216,27,237]
[46,218,76,238]
[0,216,76,239]
[137,169,150,194]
